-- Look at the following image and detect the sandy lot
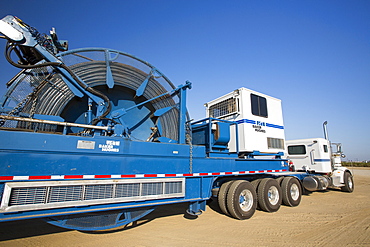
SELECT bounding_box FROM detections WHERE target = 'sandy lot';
[0,167,369,247]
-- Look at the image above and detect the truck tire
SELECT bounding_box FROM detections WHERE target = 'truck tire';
[226,180,257,220]
[281,177,302,207]
[250,179,262,209]
[218,180,234,216]
[257,178,282,212]
[341,171,354,193]
[250,179,261,190]
[275,176,284,185]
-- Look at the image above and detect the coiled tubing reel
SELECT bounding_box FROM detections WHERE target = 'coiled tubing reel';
[0,16,189,143]
[0,15,191,231]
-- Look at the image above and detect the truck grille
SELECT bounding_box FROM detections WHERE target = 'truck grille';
[10,187,47,205]
[1,178,184,213]
[49,185,83,203]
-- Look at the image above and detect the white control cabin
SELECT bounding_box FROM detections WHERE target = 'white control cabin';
[205,87,285,154]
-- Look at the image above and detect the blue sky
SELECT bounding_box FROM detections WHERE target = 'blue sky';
[0,0,369,161]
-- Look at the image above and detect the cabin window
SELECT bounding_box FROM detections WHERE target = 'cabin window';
[288,145,306,155]
[208,97,237,118]
[323,145,328,153]
[251,94,268,117]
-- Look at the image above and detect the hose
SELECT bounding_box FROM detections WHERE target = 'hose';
[4,41,112,125]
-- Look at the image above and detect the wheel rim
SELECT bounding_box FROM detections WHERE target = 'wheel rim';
[290,183,300,201]
[348,177,353,189]
[239,189,253,212]
[268,186,279,205]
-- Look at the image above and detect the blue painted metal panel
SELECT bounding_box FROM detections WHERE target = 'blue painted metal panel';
[191,118,239,155]
[0,130,286,178]
[0,129,287,222]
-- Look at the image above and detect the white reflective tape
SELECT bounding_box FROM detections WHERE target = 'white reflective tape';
[13,176,29,180]
[2,169,289,181]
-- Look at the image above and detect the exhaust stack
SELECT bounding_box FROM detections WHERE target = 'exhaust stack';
[323,121,329,140]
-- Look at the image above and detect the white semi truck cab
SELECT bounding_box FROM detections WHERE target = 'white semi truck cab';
[286,123,353,193]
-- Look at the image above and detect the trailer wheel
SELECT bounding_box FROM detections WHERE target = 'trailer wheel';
[250,179,262,209]
[257,178,282,212]
[275,176,284,185]
[250,179,262,190]
[217,180,234,216]
[281,177,302,207]
[226,180,257,220]
[341,171,354,193]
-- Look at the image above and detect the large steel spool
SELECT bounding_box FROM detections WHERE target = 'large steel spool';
[1,48,181,141]
[0,48,186,230]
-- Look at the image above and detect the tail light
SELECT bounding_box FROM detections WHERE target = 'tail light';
[289,160,295,172]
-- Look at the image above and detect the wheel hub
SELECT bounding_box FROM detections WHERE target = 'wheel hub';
[239,189,253,212]
[268,186,279,205]
[348,177,353,189]
[290,183,300,201]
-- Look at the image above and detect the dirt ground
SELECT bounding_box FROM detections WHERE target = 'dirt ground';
[0,167,369,247]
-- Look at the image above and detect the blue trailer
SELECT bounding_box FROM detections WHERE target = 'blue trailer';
[0,15,353,231]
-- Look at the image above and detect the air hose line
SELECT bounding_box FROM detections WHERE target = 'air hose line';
[5,41,112,125]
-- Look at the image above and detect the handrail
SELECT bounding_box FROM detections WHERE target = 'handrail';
[0,115,109,130]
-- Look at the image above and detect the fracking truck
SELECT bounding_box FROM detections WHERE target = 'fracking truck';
[0,15,354,231]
